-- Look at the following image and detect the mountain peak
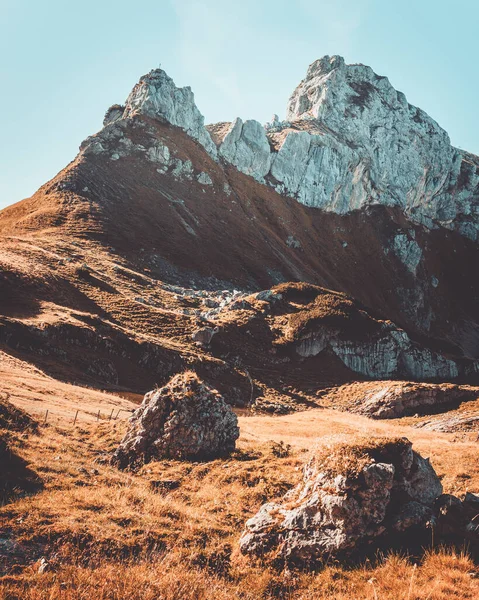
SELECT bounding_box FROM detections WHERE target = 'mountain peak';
[104,67,218,159]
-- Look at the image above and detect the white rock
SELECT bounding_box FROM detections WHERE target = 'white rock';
[212,55,478,242]
[197,172,213,185]
[123,69,218,159]
[146,142,170,165]
[219,118,272,181]
[392,233,422,274]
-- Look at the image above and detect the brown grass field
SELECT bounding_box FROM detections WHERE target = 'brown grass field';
[1,369,479,599]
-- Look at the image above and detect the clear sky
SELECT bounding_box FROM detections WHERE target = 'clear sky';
[1,0,478,210]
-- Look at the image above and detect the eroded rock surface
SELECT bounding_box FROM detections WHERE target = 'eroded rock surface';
[111,372,239,468]
[113,68,217,158]
[218,55,479,241]
[348,381,478,419]
[239,437,442,564]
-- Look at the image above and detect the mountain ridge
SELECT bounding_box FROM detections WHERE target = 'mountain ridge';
[0,56,478,395]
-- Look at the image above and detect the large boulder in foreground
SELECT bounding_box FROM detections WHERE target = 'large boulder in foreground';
[240,437,442,565]
[111,372,239,469]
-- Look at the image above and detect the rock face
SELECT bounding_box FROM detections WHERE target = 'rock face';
[92,56,479,243]
[239,437,442,564]
[347,382,478,419]
[218,55,479,241]
[119,68,217,158]
[294,320,468,381]
[219,118,272,181]
[111,372,239,468]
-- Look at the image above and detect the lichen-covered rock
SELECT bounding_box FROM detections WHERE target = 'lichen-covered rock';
[111,372,239,468]
[350,381,478,419]
[239,437,442,565]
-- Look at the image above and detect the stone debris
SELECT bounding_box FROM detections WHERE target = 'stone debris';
[239,437,444,565]
[111,372,239,468]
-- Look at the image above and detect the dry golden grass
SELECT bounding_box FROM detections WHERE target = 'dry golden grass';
[1,396,478,599]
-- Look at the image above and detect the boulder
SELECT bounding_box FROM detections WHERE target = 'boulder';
[434,493,479,542]
[111,372,239,469]
[191,326,219,347]
[239,437,442,565]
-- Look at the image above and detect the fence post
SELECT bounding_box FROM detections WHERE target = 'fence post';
[109,408,114,421]
[44,409,49,424]
[73,409,79,426]
[97,410,100,422]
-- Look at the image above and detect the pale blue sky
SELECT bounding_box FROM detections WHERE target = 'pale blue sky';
[1,0,478,209]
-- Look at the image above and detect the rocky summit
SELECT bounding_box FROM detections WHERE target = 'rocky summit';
[96,55,479,241]
[223,56,477,240]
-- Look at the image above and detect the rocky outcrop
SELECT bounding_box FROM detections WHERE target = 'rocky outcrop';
[219,118,272,181]
[284,291,477,381]
[116,68,217,158]
[296,325,463,380]
[347,382,479,419]
[240,437,442,565]
[111,372,239,468]
[216,56,479,241]
[416,412,479,433]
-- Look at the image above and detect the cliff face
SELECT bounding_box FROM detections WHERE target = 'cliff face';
[216,56,479,241]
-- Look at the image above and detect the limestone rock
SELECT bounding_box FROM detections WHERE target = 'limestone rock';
[219,118,271,181]
[111,372,239,468]
[123,69,217,159]
[294,320,464,381]
[214,55,479,242]
[349,381,477,419]
[239,437,442,564]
